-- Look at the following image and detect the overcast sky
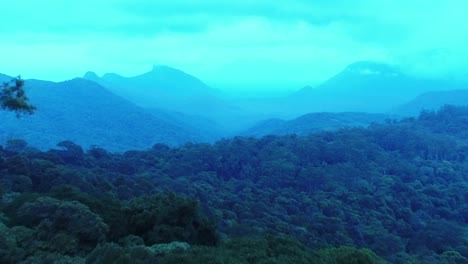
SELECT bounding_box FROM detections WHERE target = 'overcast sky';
[1,0,467,94]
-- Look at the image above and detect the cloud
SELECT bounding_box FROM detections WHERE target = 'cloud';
[0,0,467,90]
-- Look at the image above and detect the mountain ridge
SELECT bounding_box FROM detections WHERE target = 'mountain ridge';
[244,112,387,137]
[83,65,256,132]
[0,77,209,151]
[395,89,468,116]
[283,61,457,115]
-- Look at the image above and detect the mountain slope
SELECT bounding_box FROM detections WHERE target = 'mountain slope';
[84,66,254,132]
[244,112,386,137]
[85,67,224,109]
[395,89,468,116]
[283,61,457,116]
[0,77,206,151]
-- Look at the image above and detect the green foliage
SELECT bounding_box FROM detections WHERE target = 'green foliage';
[155,236,387,264]
[4,156,31,175]
[150,241,190,255]
[440,251,468,264]
[408,220,467,254]
[317,246,388,264]
[118,235,145,247]
[54,141,85,165]
[4,139,29,154]
[21,253,85,264]
[48,185,126,240]
[0,77,35,115]
[10,175,33,192]
[17,196,109,247]
[86,243,157,264]
[1,192,41,218]
[3,105,468,262]
[124,194,219,246]
[157,236,320,264]
[0,222,24,263]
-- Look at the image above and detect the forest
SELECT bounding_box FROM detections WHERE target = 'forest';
[1,105,468,263]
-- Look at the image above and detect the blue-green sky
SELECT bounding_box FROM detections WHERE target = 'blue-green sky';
[1,0,467,93]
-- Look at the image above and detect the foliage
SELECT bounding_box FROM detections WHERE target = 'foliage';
[124,194,219,246]
[17,196,108,247]
[2,105,468,262]
[317,246,387,264]
[86,243,157,264]
[157,236,388,264]
[0,77,35,115]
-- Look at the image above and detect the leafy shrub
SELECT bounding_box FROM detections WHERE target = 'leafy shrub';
[158,236,320,264]
[317,246,388,264]
[86,243,157,264]
[17,196,108,247]
[48,185,127,241]
[0,222,24,264]
[21,253,85,264]
[124,194,219,246]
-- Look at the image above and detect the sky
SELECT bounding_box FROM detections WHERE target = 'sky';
[1,0,467,94]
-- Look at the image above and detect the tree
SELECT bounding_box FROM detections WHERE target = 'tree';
[17,196,109,247]
[0,76,35,114]
[55,140,84,165]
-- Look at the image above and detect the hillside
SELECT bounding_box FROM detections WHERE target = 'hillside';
[244,112,387,137]
[282,61,457,116]
[84,66,222,107]
[0,77,206,151]
[83,66,253,131]
[1,106,468,263]
[395,89,468,116]
[0,73,12,83]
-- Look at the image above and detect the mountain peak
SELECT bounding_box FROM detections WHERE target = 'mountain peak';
[83,71,99,80]
[150,65,185,76]
[102,72,123,80]
[345,61,400,76]
[152,65,169,72]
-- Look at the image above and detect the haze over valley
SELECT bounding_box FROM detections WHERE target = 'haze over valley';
[1,60,466,151]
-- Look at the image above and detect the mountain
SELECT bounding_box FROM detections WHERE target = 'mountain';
[0,73,14,83]
[0,76,208,151]
[83,66,253,131]
[84,66,219,108]
[395,89,468,116]
[280,61,458,116]
[85,65,222,104]
[244,112,386,137]
[145,107,230,140]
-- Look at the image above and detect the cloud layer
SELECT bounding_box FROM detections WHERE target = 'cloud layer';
[1,0,467,93]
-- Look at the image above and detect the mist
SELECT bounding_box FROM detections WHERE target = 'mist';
[1,0,468,95]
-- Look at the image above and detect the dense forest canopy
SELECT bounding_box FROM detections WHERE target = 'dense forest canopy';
[1,105,468,263]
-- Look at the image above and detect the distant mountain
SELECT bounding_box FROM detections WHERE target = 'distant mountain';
[85,65,221,103]
[0,76,208,151]
[83,66,251,131]
[395,89,468,116]
[145,107,230,141]
[0,73,14,83]
[281,61,458,116]
[244,112,386,137]
[84,66,225,113]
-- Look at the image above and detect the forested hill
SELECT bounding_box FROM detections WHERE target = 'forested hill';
[1,105,468,263]
[395,89,468,116]
[0,78,206,151]
[244,112,387,137]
